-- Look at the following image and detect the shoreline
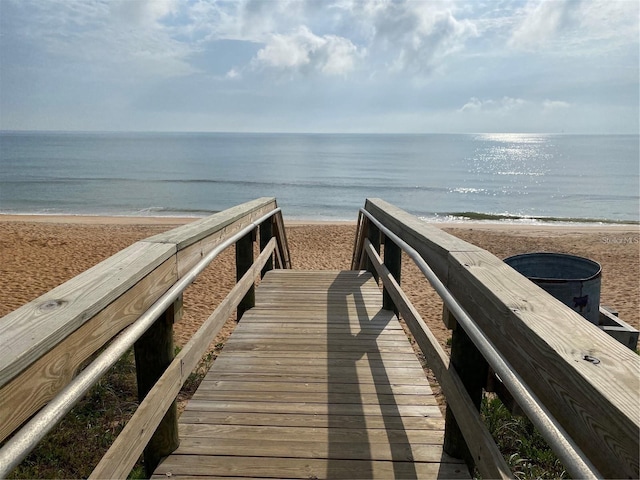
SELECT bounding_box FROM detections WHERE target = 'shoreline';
[1,213,638,233]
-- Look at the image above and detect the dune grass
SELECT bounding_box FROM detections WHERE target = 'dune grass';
[4,343,223,479]
[4,350,142,479]
[481,395,569,479]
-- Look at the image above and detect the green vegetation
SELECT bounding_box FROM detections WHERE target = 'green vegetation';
[4,340,223,478]
[5,350,140,479]
[481,395,569,479]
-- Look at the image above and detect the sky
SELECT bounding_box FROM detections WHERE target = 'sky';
[0,0,638,134]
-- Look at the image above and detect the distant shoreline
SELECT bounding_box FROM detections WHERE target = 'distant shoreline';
[2,213,638,233]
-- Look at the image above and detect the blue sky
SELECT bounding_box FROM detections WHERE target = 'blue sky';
[1,0,638,133]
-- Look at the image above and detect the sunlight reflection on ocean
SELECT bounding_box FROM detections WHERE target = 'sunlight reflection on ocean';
[1,132,638,224]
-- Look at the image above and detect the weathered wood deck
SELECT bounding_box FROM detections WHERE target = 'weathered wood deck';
[152,270,468,479]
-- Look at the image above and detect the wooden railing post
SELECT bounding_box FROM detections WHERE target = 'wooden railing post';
[366,222,381,281]
[260,218,273,278]
[443,308,488,471]
[382,236,401,314]
[236,228,256,320]
[133,296,181,478]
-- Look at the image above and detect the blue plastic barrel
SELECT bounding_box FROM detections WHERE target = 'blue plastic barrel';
[504,252,602,325]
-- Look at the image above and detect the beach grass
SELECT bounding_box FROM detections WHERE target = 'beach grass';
[3,342,228,479]
[481,395,568,479]
[4,350,142,479]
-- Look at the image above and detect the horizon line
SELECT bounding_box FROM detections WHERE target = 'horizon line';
[1,129,637,136]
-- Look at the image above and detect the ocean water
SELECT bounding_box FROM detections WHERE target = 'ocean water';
[0,131,638,223]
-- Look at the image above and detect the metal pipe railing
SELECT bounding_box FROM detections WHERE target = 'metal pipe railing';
[358,208,600,480]
[0,208,283,476]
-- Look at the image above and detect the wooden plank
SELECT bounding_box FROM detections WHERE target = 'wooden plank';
[148,197,277,278]
[178,424,445,444]
[235,229,255,319]
[191,391,439,407]
[443,315,489,467]
[223,342,415,354]
[259,216,273,278]
[154,455,469,479]
[364,240,511,479]
[364,198,480,281]
[383,233,402,313]
[146,197,276,251]
[173,437,451,463]
[178,411,444,430]
[222,335,411,345]
[0,248,177,443]
[227,326,405,334]
[211,350,416,360]
[201,372,434,385]
[183,400,442,417]
[90,240,277,479]
[0,241,176,389]
[193,363,430,378]
[363,199,640,478]
[272,208,292,269]
[197,380,432,395]
[209,355,421,368]
[133,299,180,477]
[448,249,640,479]
[155,269,466,479]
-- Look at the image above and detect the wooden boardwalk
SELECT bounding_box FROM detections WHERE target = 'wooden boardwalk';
[153,270,469,479]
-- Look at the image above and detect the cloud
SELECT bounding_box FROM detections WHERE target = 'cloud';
[543,99,571,111]
[6,0,196,79]
[1,0,636,133]
[253,26,358,76]
[226,67,241,79]
[509,0,638,53]
[357,0,478,73]
[509,0,583,50]
[459,97,528,114]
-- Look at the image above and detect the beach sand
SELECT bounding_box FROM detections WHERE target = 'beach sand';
[1,216,638,358]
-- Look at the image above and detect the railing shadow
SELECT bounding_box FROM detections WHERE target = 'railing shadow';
[326,270,418,479]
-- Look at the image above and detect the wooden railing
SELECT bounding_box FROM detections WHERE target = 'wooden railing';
[353,198,639,480]
[0,197,291,478]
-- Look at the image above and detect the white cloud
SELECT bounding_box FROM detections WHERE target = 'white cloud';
[9,0,195,79]
[253,26,358,76]
[509,0,581,50]
[509,0,639,53]
[459,97,483,112]
[459,97,528,114]
[1,0,636,133]
[226,68,241,79]
[355,0,478,73]
[543,100,571,112]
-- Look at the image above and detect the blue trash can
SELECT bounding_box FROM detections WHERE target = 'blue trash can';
[504,252,602,325]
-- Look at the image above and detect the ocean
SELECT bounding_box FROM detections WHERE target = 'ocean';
[1,131,638,224]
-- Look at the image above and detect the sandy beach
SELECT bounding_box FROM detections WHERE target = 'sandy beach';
[1,216,638,355]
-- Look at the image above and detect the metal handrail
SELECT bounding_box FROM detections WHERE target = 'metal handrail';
[358,208,600,480]
[0,208,283,476]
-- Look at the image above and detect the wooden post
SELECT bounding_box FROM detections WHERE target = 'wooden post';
[366,222,381,282]
[382,236,401,314]
[236,229,256,320]
[133,297,180,478]
[443,309,488,471]
[260,218,273,279]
